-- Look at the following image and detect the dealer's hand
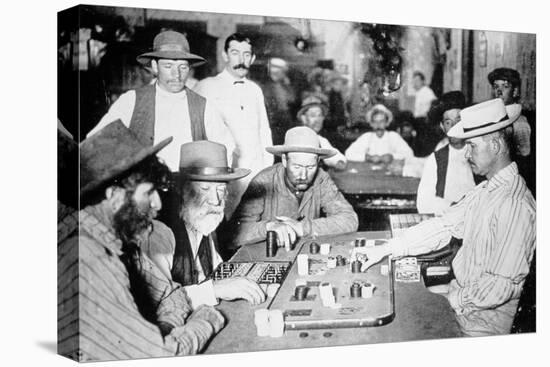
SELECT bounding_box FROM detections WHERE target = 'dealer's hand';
[351,242,392,272]
[213,277,266,305]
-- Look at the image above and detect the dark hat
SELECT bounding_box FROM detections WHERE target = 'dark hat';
[266,126,336,158]
[487,68,521,87]
[80,120,172,197]
[179,141,250,182]
[137,31,206,66]
[296,95,328,119]
[428,90,466,124]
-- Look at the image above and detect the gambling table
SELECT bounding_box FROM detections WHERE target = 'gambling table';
[204,231,461,354]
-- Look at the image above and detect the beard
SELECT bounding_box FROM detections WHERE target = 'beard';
[181,199,225,236]
[113,195,154,245]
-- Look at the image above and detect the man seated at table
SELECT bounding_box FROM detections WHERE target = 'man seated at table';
[144,141,265,307]
[417,91,476,215]
[345,104,414,164]
[358,99,536,336]
[297,95,347,169]
[58,121,224,361]
[231,126,358,250]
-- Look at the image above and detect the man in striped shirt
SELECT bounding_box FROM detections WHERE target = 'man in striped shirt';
[58,121,224,361]
[359,99,536,336]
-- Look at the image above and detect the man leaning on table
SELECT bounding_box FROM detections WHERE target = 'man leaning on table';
[231,126,358,250]
[358,99,536,336]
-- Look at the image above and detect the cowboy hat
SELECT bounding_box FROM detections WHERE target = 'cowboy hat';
[296,95,328,119]
[136,31,206,66]
[80,120,173,197]
[179,141,250,182]
[266,126,336,158]
[366,104,394,125]
[447,98,521,139]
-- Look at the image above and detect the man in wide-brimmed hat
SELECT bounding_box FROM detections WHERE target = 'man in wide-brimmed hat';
[417,91,476,215]
[144,141,265,307]
[488,67,531,157]
[358,98,536,337]
[59,120,224,361]
[231,126,358,250]
[345,104,414,163]
[88,30,235,172]
[195,33,274,220]
[297,95,347,169]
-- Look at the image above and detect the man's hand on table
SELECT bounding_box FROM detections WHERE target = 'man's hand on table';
[213,277,266,305]
[266,216,304,251]
[351,241,392,272]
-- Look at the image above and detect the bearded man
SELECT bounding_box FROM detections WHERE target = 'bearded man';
[58,121,224,361]
[144,141,265,307]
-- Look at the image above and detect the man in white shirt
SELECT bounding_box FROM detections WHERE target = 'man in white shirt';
[412,71,437,119]
[194,33,273,219]
[144,141,265,308]
[417,91,475,215]
[87,31,235,172]
[297,95,347,169]
[345,104,414,163]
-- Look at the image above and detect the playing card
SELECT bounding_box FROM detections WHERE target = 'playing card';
[395,263,420,282]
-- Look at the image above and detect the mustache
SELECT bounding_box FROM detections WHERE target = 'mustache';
[233,63,249,70]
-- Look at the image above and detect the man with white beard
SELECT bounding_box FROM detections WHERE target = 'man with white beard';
[144,141,265,308]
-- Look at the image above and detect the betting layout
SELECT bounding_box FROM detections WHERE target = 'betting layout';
[267,238,395,330]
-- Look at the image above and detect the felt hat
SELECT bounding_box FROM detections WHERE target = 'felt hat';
[136,31,206,66]
[366,104,394,125]
[447,98,521,139]
[296,95,328,119]
[80,120,172,196]
[428,90,466,124]
[266,126,336,158]
[487,67,521,87]
[179,141,250,181]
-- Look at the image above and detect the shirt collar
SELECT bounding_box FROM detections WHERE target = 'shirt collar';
[84,202,124,256]
[486,162,518,192]
[154,82,188,99]
[220,68,247,85]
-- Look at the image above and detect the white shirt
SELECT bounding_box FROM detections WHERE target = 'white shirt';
[87,84,235,172]
[416,144,475,215]
[414,85,437,118]
[194,69,274,217]
[319,135,347,168]
[344,131,414,162]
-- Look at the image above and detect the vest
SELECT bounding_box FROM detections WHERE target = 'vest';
[128,84,207,146]
[170,219,219,286]
[434,144,483,199]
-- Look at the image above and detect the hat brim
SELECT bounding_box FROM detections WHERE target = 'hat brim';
[296,103,328,120]
[80,136,173,196]
[447,109,520,139]
[137,51,206,67]
[266,145,337,158]
[180,168,251,182]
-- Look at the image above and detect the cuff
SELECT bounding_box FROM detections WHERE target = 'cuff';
[184,280,219,309]
[447,280,463,313]
[388,237,408,257]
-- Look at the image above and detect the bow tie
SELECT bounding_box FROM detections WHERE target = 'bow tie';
[233,81,244,85]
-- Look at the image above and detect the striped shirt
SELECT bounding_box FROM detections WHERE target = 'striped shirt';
[391,162,536,334]
[58,202,224,361]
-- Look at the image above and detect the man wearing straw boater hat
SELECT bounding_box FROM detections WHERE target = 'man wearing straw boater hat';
[58,121,224,361]
[87,30,235,173]
[231,126,358,250]
[358,99,536,336]
[144,141,266,307]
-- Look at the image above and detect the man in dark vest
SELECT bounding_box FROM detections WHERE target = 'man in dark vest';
[143,141,265,308]
[88,30,235,222]
[417,91,476,215]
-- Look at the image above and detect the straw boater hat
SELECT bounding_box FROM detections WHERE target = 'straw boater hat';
[136,31,206,67]
[296,95,328,120]
[266,126,336,158]
[447,98,521,139]
[179,141,250,182]
[80,120,173,197]
[366,104,394,126]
